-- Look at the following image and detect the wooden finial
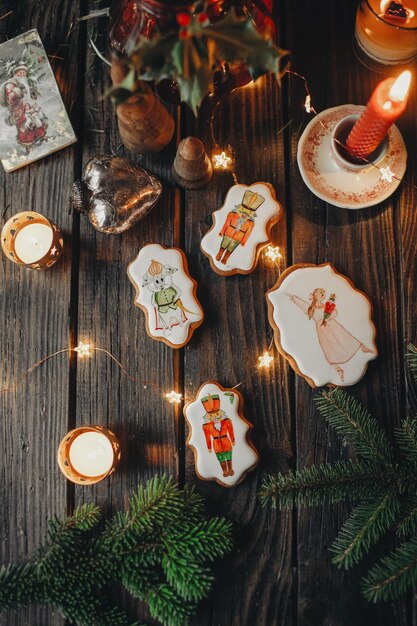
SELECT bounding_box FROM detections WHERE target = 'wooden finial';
[172,137,213,189]
[111,56,175,154]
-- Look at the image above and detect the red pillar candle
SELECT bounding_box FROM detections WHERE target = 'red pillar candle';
[345,70,411,160]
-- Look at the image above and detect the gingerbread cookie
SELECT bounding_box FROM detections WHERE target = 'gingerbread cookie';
[128,244,204,348]
[201,182,282,276]
[267,263,377,388]
[184,382,259,488]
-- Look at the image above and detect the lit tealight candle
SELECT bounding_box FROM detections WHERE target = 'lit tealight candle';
[355,0,417,67]
[57,426,121,485]
[345,70,411,161]
[1,211,63,270]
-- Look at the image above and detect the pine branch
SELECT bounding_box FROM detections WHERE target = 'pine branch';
[331,492,399,569]
[407,343,417,383]
[0,563,37,609]
[395,418,417,467]
[397,493,417,536]
[104,476,184,548]
[162,554,213,601]
[65,503,101,531]
[259,460,387,508]
[165,517,233,563]
[147,583,196,626]
[316,389,394,466]
[0,476,232,626]
[363,537,417,602]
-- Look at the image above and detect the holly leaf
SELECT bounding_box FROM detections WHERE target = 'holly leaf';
[202,11,288,80]
[110,9,289,114]
[172,38,213,114]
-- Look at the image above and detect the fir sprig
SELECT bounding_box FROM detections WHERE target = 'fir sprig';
[0,476,232,626]
[261,343,417,603]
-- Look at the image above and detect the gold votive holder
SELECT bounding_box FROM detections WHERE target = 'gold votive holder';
[57,425,121,485]
[1,211,63,270]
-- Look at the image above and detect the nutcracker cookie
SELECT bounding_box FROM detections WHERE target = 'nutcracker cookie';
[201,182,282,276]
[267,263,377,388]
[184,382,259,488]
[128,244,204,349]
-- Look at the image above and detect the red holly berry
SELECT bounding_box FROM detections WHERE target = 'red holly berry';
[197,12,209,24]
[179,28,189,39]
[176,12,191,27]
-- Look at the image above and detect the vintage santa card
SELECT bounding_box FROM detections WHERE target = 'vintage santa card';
[0,29,76,172]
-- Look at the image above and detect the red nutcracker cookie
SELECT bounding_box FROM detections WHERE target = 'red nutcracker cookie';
[201,183,282,276]
[184,382,259,488]
[201,393,236,478]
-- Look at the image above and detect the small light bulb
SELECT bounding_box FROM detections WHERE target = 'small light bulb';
[380,165,395,183]
[213,151,232,169]
[74,341,91,357]
[265,245,282,263]
[166,390,183,404]
[258,352,274,368]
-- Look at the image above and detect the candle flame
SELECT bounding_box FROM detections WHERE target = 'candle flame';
[389,71,412,102]
[380,0,414,17]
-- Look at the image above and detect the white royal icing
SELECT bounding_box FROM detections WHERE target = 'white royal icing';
[128,244,203,348]
[201,183,281,274]
[267,264,377,387]
[185,382,259,487]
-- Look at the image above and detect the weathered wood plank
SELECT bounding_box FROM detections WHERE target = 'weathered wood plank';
[0,1,82,624]
[71,7,180,622]
[283,0,411,624]
[183,67,294,624]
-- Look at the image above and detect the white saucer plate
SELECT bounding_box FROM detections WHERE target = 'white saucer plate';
[297,104,407,210]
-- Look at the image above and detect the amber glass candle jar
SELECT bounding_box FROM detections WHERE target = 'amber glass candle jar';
[355,0,417,69]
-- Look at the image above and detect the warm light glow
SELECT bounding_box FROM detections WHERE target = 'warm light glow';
[380,0,415,18]
[166,390,182,404]
[389,71,412,103]
[74,341,92,357]
[258,352,274,368]
[380,165,395,183]
[213,151,232,169]
[265,245,282,262]
[380,0,391,12]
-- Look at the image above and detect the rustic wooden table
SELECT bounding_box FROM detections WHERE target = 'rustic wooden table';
[1,1,416,625]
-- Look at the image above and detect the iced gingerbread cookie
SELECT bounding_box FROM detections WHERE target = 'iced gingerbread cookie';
[201,182,282,276]
[267,263,377,388]
[128,244,204,349]
[184,382,259,488]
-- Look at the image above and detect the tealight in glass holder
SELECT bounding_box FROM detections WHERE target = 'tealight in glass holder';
[1,211,63,270]
[354,0,417,71]
[57,425,121,485]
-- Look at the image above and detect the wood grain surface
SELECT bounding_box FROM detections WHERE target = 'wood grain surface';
[0,0,416,625]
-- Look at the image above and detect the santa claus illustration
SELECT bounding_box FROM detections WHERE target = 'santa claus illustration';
[1,64,47,151]
[201,394,235,477]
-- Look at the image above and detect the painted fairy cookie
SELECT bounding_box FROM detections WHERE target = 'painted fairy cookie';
[266,263,377,388]
[201,182,282,276]
[128,244,204,349]
[184,382,259,488]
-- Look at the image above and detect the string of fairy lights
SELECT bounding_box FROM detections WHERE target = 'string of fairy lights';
[0,332,280,405]
[2,64,411,404]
